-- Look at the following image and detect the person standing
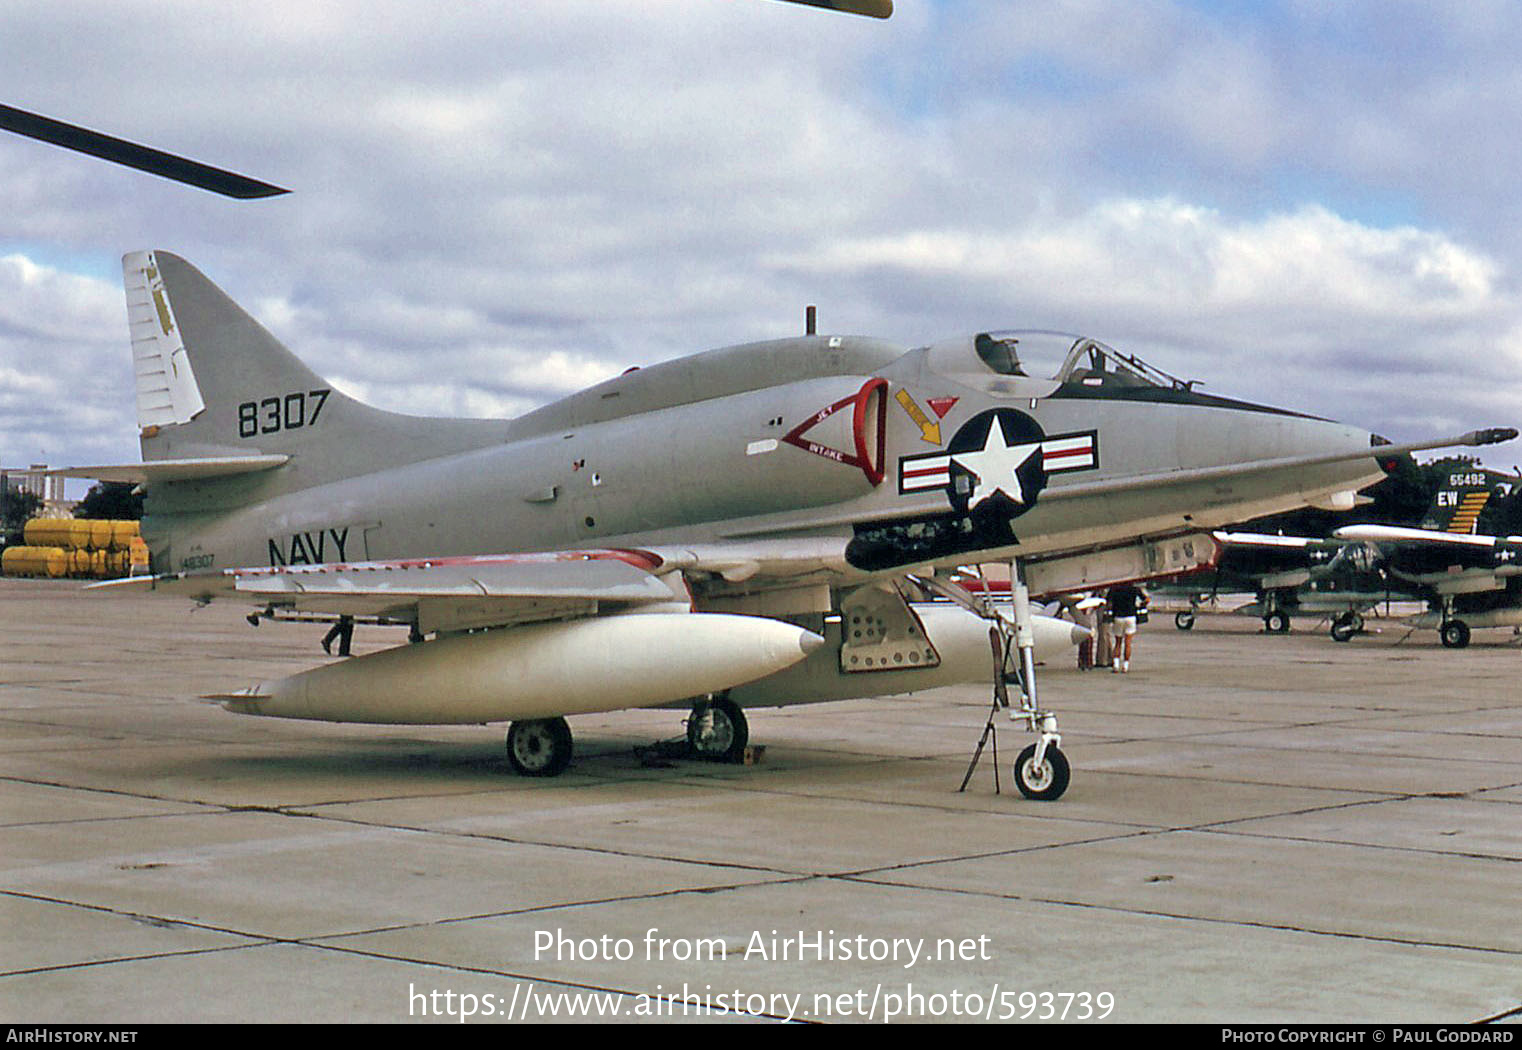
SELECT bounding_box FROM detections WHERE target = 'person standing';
[1106,583,1145,673]
[1074,595,1102,670]
[322,615,355,657]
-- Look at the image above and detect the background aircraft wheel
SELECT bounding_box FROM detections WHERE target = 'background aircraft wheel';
[506,717,573,777]
[1175,611,1195,631]
[1014,743,1070,801]
[1330,613,1357,643]
[1265,611,1290,634]
[686,696,748,763]
[1440,620,1471,649]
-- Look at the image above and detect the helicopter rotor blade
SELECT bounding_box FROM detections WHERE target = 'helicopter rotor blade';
[0,103,289,200]
[775,0,892,17]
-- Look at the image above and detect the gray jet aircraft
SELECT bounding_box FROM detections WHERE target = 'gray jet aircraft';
[66,252,1514,799]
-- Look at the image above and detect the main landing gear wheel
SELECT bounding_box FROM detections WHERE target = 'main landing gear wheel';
[1264,611,1290,634]
[687,696,748,763]
[1329,611,1361,643]
[505,717,573,777]
[1440,620,1471,649]
[1175,611,1195,631]
[1014,743,1070,801]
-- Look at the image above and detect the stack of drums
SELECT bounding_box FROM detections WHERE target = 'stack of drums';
[2,519,143,578]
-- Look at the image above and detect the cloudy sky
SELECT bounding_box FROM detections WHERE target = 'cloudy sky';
[4,0,1521,490]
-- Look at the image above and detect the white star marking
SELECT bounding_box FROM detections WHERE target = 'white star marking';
[950,416,1042,508]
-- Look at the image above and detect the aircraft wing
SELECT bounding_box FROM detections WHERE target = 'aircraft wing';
[92,550,685,634]
[1333,524,1520,548]
[1213,531,1336,550]
[1331,524,1522,595]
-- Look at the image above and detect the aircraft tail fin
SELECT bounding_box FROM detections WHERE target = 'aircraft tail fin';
[124,251,503,489]
[1419,470,1491,534]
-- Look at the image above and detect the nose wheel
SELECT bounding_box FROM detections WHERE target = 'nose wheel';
[945,563,1071,801]
[1015,741,1070,801]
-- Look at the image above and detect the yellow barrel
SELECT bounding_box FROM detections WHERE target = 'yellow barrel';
[24,518,94,549]
[88,520,114,551]
[2,546,70,577]
[23,519,61,547]
[110,520,140,549]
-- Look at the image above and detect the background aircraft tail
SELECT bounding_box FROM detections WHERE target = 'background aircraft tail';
[126,251,504,507]
[1418,469,1491,534]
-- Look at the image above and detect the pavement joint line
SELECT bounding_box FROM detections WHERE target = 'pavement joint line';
[0,773,232,809]
[1185,825,1522,865]
[0,887,280,955]
[0,944,271,981]
[276,785,1179,842]
[0,877,819,963]
[251,807,894,878]
[829,875,1522,961]
[276,940,816,1024]
[302,874,827,944]
[825,797,1522,873]
[0,811,209,830]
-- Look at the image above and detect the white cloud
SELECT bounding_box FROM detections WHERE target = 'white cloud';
[3,1,1521,474]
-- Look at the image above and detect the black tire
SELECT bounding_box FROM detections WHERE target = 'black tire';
[1440,620,1471,649]
[1014,743,1070,801]
[1330,613,1356,643]
[505,717,573,777]
[1265,611,1290,634]
[1175,611,1195,631]
[687,696,748,763]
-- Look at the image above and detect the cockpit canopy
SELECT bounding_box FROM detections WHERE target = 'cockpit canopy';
[923,330,1198,398]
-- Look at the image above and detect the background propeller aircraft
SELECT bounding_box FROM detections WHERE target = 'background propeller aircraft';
[1165,531,1384,638]
[1335,472,1522,648]
[59,252,1513,798]
[1165,472,1522,646]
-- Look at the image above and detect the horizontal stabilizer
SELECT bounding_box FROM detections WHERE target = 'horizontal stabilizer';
[49,455,290,485]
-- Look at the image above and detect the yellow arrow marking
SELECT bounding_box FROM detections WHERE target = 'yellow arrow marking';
[894,389,941,445]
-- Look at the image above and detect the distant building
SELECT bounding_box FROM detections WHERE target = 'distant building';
[1,465,73,518]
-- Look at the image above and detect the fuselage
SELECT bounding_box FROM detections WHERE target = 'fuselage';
[142,332,1384,582]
